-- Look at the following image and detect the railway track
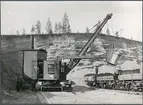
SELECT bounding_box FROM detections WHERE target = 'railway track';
[36,92,53,104]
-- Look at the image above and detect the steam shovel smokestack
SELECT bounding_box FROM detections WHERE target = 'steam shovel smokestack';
[31,35,34,49]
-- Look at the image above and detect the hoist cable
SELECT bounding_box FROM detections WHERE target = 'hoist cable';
[89,19,104,33]
[107,22,109,29]
[89,23,98,32]
[93,19,104,33]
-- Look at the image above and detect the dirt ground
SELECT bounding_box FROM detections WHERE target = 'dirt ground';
[40,87,143,104]
[2,85,142,104]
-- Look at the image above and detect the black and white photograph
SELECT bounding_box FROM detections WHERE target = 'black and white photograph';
[1,1,142,104]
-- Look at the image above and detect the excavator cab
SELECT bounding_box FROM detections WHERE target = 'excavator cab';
[36,57,72,91]
[42,59,60,81]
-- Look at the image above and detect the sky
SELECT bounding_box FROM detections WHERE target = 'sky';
[1,1,142,41]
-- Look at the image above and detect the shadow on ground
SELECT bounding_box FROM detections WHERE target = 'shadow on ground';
[2,90,41,104]
[72,85,96,93]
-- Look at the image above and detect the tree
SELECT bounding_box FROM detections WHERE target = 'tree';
[22,28,26,35]
[106,28,110,35]
[97,20,101,27]
[115,29,123,37]
[67,24,71,33]
[58,22,62,34]
[54,22,58,34]
[62,12,71,33]
[115,31,119,37]
[45,18,53,34]
[31,25,35,34]
[86,27,90,33]
[35,20,42,34]
[16,30,20,35]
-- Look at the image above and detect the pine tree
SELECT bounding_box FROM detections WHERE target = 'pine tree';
[54,22,58,34]
[16,30,20,35]
[22,28,26,35]
[86,27,90,33]
[31,25,35,34]
[67,24,71,33]
[62,12,67,33]
[45,18,53,34]
[35,20,42,34]
[106,28,110,35]
[115,31,119,37]
[62,12,71,33]
[97,20,101,27]
[58,22,62,34]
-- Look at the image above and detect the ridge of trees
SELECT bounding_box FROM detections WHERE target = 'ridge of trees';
[14,12,123,39]
[15,12,92,35]
[16,12,73,35]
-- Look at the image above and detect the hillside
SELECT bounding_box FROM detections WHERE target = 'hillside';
[1,33,142,91]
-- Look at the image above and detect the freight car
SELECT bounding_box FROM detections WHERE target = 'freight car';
[117,69,143,91]
[84,69,143,92]
[84,73,116,89]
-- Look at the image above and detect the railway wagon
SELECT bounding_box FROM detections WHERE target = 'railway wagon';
[84,73,115,87]
[84,69,143,91]
[117,69,143,91]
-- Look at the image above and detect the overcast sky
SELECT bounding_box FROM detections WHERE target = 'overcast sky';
[1,1,142,41]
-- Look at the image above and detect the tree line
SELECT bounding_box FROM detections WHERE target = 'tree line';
[16,12,91,35]
[13,12,124,38]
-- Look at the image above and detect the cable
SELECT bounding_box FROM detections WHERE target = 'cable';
[89,23,98,32]
[89,19,104,33]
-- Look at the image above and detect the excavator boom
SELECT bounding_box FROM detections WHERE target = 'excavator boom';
[66,13,113,74]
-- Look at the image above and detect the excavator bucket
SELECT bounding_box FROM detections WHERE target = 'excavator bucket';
[106,50,121,65]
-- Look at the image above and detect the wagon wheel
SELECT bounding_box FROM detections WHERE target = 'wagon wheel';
[103,84,106,89]
[130,85,134,91]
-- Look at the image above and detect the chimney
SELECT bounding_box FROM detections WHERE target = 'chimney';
[31,35,34,49]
